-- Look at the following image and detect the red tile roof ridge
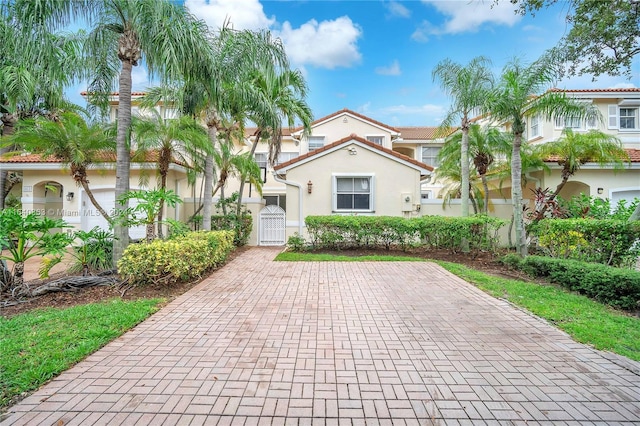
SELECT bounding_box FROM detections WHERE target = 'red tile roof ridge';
[274,134,433,172]
[548,88,640,93]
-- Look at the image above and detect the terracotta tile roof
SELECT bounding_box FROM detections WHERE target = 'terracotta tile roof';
[244,127,293,138]
[274,133,433,172]
[548,88,640,93]
[396,126,456,140]
[80,91,147,97]
[294,108,400,134]
[545,148,640,163]
[1,150,187,166]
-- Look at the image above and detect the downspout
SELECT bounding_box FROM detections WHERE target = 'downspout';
[272,171,303,236]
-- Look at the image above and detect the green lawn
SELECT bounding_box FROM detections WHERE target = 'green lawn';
[276,252,640,362]
[0,298,163,409]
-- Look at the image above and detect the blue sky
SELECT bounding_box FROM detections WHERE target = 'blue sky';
[68,0,639,127]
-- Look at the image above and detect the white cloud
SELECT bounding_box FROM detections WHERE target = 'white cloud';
[376,60,401,76]
[279,16,362,69]
[185,0,275,31]
[420,0,521,34]
[385,1,411,18]
[411,20,435,43]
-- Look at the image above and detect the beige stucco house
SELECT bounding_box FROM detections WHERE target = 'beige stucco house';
[2,88,638,246]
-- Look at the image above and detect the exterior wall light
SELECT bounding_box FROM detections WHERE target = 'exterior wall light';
[597,187,603,195]
[307,180,313,194]
[66,192,74,201]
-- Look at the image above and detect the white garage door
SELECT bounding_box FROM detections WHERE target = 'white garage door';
[81,189,146,240]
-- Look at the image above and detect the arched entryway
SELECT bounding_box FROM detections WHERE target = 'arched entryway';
[259,205,286,246]
[32,181,64,219]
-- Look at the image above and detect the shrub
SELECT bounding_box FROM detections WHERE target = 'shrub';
[303,214,505,253]
[528,219,640,266]
[211,214,252,246]
[519,256,640,311]
[286,233,307,252]
[117,230,234,286]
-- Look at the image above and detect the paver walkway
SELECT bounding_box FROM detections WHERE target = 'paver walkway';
[2,248,639,425]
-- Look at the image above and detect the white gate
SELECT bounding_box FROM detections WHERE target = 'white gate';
[259,205,286,246]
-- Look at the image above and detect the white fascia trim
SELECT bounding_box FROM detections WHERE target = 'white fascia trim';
[4,162,189,174]
[543,162,640,170]
[277,140,431,175]
[292,112,398,136]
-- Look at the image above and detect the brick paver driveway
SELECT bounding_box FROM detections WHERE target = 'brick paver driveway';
[2,248,639,425]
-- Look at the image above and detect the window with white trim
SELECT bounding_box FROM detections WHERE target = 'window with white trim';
[264,194,286,211]
[275,152,297,165]
[421,146,441,167]
[366,135,384,145]
[620,107,639,130]
[529,115,541,139]
[333,175,373,212]
[254,153,267,169]
[308,136,325,151]
[554,116,582,129]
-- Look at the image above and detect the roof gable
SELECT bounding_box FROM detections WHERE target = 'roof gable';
[274,134,433,174]
[292,108,400,135]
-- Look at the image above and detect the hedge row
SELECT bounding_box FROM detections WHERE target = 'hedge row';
[118,230,234,286]
[303,215,506,252]
[502,254,640,311]
[528,219,640,267]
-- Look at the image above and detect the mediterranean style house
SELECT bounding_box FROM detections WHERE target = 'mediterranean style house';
[1,88,638,246]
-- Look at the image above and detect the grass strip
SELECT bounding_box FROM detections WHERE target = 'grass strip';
[277,252,640,361]
[0,298,163,409]
[275,252,425,262]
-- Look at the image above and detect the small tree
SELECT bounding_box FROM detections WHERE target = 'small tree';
[0,209,72,293]
[68,227,114,276]
[117,189,183,243]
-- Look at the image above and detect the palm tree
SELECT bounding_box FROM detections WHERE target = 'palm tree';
[0,4,83,207]
[485,56,600,256]
[9,112,116,223]
[235,66,313,217]
[439,124,511,213]
[132,110,209,238]
[11,0,214,264]
[432,57,493,217]
[533,129,628,218]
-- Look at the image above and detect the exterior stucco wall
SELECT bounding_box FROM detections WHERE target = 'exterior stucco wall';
[303,116,395,152]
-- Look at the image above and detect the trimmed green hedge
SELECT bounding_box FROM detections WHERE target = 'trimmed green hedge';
[302,215,506,252]
[502,254,640,311]
[528,219,640,267]
[118,231,234,286]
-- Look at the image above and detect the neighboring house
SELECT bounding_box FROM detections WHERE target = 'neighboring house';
[0,151,191,240]
[481,88,640,205]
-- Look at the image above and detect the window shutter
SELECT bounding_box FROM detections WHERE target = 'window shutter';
[608,105,618,129]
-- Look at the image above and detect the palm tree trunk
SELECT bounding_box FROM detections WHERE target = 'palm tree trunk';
[481,175,490,214]
[146,222,155,243]
[629,203,640,222]
[13,261,24,292]
[112,59,133,267]
[157,169,168,239]
[511,132,527,256]
[202,125,217,231]
[79,179,113,226]
[0,114,17,209]
[460,122,470,217]
[235,130,263,217]
[220,185,227,215]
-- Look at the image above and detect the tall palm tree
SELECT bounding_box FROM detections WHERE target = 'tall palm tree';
[9,112,116,223]
[485,56,599,256]
[235,66,313,217]
[11,0,214,264]
[533,129,628,218]
[132,110,209,238]
[0,4,83,207]
[439,124,511,213]
[432,57,493,217]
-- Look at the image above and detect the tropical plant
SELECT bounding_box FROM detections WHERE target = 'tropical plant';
[531,128,629,219]
[485,55,599,256]
[0,3,83,207]
[237,66,313,217]
[432,57,494,218]
[117,188,183,243]
[438,124,511,213]
[132,110,209,238]
[11,0,215,264]
[68,227,114,276]
[9,112,116,224]
[0,209,72,293]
